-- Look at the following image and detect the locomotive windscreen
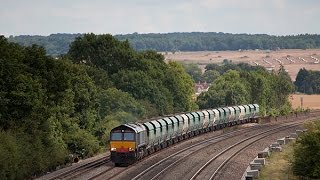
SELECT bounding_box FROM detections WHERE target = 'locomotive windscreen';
[110,131,135,141]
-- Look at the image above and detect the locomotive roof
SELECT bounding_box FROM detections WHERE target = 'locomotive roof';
[126,123,146,133]
[114,104,259,130]
[111,123,145,133]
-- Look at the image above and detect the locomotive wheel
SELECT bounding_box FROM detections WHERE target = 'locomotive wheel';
[115,163,120,167]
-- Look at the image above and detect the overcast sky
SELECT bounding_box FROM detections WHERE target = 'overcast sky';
[1,0,320,37]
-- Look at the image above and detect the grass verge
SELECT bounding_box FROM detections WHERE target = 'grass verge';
[259,142,299,180]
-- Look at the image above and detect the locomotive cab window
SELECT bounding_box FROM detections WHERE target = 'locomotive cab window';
[111,132,122,140]
[123,132,135,141]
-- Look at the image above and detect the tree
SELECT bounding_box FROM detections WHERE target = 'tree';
[295,68,320,94]
[183,63,203,83]
[197,70,249,108]
[112,70,174,115]
[196,62,294,116]
[292,121,320,179]
[295,68,309,93]
[273,65,294,111]
[138,50,165,62]
[202,70,220,83]
[97,88,146,120]
[244,70,271,115]
[68,33,139,75]
[166,61,197,111]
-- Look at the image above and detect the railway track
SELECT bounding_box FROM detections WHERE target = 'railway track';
[87,165,117,180]
[130,122,290,180]
[189,121,304,180]
[88,124,270,180]
[42,156,110,180]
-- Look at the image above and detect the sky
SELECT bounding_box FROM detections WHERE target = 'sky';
[1,0,320,37]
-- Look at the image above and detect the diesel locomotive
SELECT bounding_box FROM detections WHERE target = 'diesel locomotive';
[110,104,259,166]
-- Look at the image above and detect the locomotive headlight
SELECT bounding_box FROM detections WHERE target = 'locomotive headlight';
[128,147,134,151]
[111,147,116,151]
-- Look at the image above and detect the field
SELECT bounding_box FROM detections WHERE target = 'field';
[164,49,320,110]
[164,49,320,81]
[290,94,320,110]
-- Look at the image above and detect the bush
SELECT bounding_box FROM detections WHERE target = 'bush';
[292,121,320,179]
[0,131,68,179]
[0,131,20,180]
[65,128,100,158]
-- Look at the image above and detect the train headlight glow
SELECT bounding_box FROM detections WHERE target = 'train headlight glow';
[111,147,116,151]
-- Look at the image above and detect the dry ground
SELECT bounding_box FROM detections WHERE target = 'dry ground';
[164,49,320,81]
[290,94,320,110]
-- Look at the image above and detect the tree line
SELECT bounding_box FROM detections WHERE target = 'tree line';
[8,32,320,56]
[8,33,81,56]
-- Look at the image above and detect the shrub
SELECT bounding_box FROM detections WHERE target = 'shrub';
[292,121,320,179]
[65,128,100,158]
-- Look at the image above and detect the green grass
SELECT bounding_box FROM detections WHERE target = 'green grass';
[259,142,299,180]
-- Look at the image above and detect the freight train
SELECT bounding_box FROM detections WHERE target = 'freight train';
[109,104,259,166]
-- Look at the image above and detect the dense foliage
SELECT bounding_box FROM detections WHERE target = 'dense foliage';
[292,121,320,179]
[0,34,195,179]
[295,68,320,94]
[8,32,320,56]
[184,60,265,83]
[68,34,196,115]
[0,38,100,179]
[196,63,294,116]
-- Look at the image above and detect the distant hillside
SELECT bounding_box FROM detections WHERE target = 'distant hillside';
[8,33,82,56]
[8,32,320,56]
